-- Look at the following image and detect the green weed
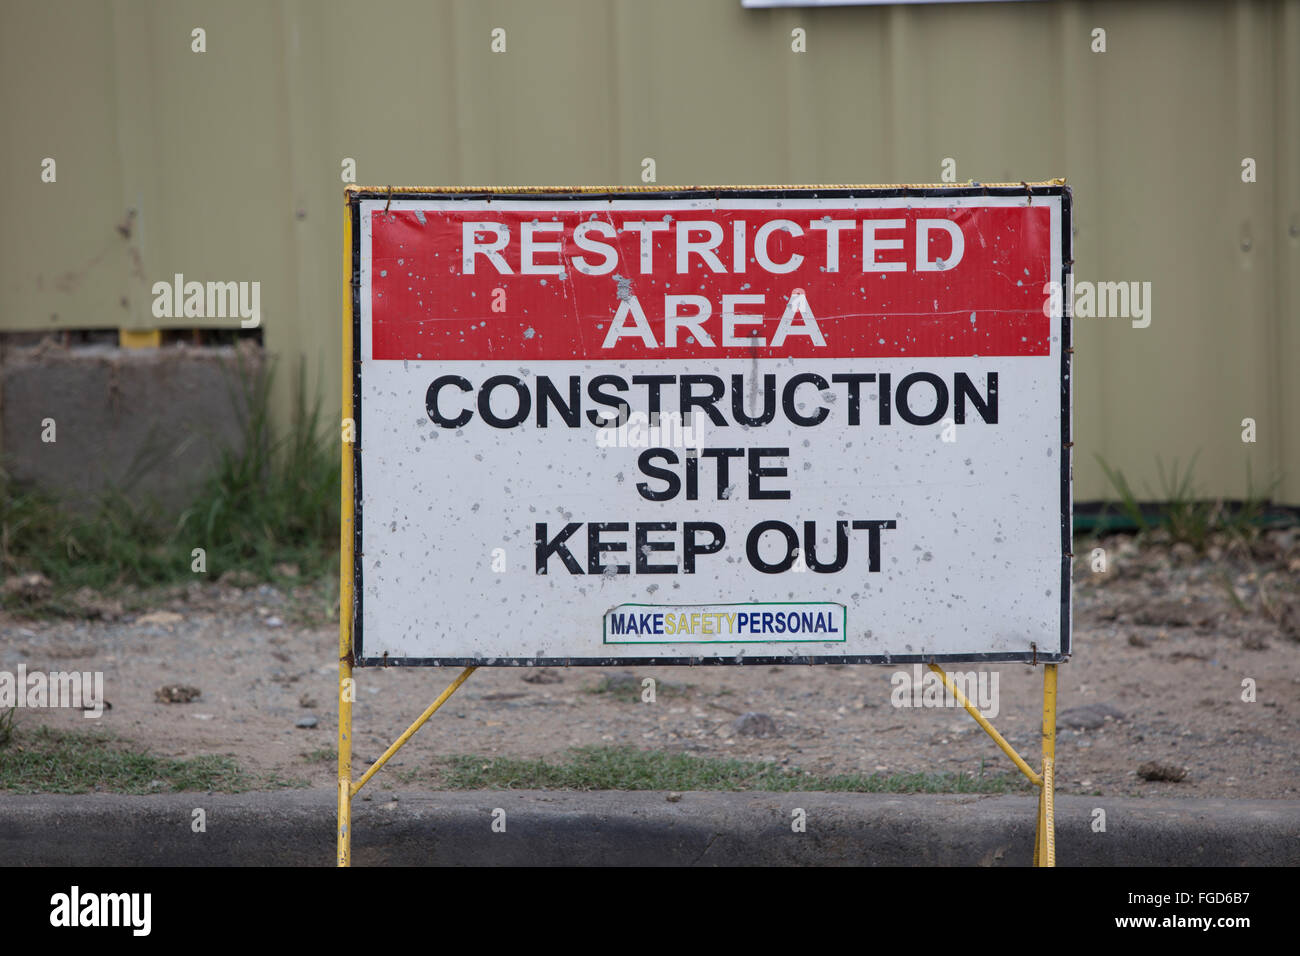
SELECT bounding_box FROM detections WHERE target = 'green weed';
[0,724,253,794]
[434,746,1028,794]
[1095,453,1282,550]
[176,357,339,581]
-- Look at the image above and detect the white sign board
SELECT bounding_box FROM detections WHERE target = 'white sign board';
[347,186,1071,665]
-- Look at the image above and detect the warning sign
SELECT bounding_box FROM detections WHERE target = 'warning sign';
[347,186,1072,665]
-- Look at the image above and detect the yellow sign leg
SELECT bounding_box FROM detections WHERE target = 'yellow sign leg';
[351,666,476,796]
[928,663,1043,786]
[1036,663,1058,867]
[338,658,353,867]
[1033,787,1043,867]
[339,196,356,868]
[930,660,1060,866]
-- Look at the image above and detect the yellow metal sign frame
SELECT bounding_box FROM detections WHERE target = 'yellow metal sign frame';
[337,185,1065,867]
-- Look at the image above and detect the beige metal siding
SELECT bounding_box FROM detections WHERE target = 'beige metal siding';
[3,0,1297,501]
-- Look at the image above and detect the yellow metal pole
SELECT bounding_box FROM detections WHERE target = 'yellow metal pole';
[1037,663,1058,866]
[927,663,1043,787]
[338,194,355,868]
[338,660,353,868]
[1033,788,1043,867]
[351,666,476,796]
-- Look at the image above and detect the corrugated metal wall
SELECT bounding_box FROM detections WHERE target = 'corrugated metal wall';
[3,0,1297,501]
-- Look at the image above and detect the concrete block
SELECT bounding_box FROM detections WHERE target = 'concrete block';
[0,343,264,515]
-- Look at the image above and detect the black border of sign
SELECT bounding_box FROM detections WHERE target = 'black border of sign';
[347,184,1072,667]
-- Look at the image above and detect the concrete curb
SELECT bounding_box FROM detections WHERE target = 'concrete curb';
[2,790,1297,866]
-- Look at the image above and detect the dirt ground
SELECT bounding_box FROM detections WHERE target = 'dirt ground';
[3,529,1298,798]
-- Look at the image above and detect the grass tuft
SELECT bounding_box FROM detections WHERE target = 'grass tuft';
[0,723,253,794]
[434,746,1029,794]
[176,358,340,582]
[0,475,181,592]
[1095,453,1282,550]
[1094,454,1149,532]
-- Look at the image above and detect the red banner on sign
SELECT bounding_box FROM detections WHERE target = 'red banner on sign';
[369,205,1051,361]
